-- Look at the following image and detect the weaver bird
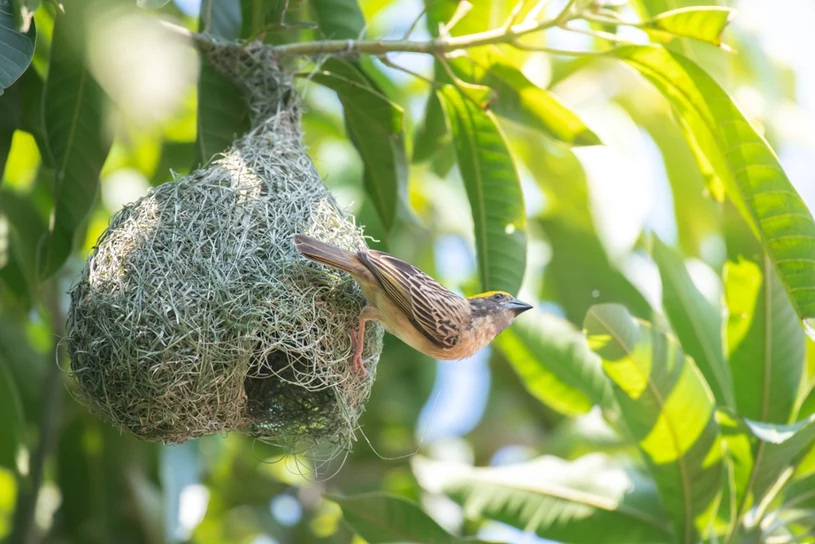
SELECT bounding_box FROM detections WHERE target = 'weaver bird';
[294,234,532,375]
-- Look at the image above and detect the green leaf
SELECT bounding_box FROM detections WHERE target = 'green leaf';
[332,492,481,544]
[311,59,406,233]
[584,303,724,544]
[0,356,25,473]
[193,0,250,166]
[437,84,526,295]
[724,205,805,425]
[725,257,804,425]
[413,91,450,163]
[0,79,21,180]
[449,58,600,146]
[193,61,250,166]
[651,236,735,409]
[719,411,815,529]
[39,9,111,279]
[784,472,815,511]
[610,46,815,324]
[0,188,47,292]
[413,454,673,544]
[489,62,600,146]
[0,0,35,93]
[310,0,365,39]
[495,311,615,416]
[640,7,734,47]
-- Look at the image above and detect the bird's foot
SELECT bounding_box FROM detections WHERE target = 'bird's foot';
[346,326,367,377]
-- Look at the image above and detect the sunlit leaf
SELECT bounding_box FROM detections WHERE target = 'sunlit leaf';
[719,410,815,534]
[0,0,35,93]
[495,311,615,416]
[724,258,804,425]
[610,46,815,324]
[724,206,805,424]
[437,84,526,295]
[311,59,406,233]
[450,58,600,146]
[39,8,111,279]
[194,0,250,166]
[652,236,734,409]
[332,492,484,544]
[413,454,673,544]
[584,303,724,544]
[640,7,734,47]
[0,80,21,180]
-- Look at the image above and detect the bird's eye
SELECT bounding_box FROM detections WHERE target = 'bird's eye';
[492,293,504,301]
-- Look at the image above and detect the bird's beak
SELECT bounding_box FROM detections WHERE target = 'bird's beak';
[507,298,533,315]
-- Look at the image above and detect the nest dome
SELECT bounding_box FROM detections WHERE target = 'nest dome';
[67,43,382,458]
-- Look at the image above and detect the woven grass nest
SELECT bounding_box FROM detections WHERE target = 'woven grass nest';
[67,42,383,461]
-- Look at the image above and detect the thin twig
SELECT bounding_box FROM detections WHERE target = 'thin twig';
[502,0,526,31]
[401,3,430,40]
[378,56,436,86]
[525,0,550,23]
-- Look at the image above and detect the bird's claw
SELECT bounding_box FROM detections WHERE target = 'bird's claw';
[346,326,367,377]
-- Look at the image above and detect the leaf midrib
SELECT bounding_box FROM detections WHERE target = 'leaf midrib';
[44,58,88,274]
[589,308,694,544]
[454,91,489,291]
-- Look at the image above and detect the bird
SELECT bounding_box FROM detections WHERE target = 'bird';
[293,234,532,376]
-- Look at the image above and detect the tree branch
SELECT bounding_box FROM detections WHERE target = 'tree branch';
[159,5,580,59]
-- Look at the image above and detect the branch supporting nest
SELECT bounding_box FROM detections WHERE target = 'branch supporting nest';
[159,0,587,60]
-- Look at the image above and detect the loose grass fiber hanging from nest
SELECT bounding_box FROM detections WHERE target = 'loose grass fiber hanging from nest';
[67,41,383,464]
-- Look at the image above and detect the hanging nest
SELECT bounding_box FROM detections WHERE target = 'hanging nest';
[66,41,383,461]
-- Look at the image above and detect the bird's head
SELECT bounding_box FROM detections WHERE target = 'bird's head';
[467,291,533,334]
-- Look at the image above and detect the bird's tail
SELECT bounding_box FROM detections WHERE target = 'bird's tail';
[293,234,362,275]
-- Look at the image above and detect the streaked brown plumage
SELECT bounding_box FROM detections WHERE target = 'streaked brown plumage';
[294,234,532,375]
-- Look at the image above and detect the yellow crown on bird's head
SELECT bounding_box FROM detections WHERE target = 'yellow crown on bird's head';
[467,291,533,315]
[467,290,513,301]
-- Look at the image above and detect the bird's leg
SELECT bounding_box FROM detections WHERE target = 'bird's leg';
[347,306,379,376]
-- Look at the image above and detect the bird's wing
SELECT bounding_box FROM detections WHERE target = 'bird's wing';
[358,250,468,350]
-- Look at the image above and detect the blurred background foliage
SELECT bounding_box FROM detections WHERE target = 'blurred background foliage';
[1,0,815,543]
